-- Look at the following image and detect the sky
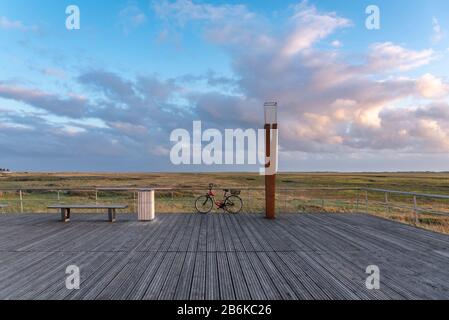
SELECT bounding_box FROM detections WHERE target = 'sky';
[1,0,449,172]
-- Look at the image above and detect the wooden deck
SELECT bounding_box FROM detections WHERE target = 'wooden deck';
[0,213,449,300]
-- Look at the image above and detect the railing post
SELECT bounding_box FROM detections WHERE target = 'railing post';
[133,191,136,213]
[413,195,419,225]
[356,190,360,212]
[284,189,288,213]
[19,190,24,213]
[95,190,98,213]
[246,189,250,214]
[385,192,389,216]
[57,190,60,201]
[365,190,369,213]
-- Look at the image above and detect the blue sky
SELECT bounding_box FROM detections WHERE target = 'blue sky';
[1,0,449,172]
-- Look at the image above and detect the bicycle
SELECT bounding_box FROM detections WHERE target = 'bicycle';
[195,183,243,214]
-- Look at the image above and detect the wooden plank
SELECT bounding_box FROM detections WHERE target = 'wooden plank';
[196,215,208,252]
[127,251,167,300]
[265,252,316,300]
[226,252,251,300]
[169,214,193,252]
[290,251,361,300]
[243,216,275,252]
[13,224,87,252]
[19,251,96,300]
[249,215,295,252]
[95,251,147,300]
[0,213,449,300]
[227,214,255,251]
[246,252,282,300]
[256,252,297,300]
[69,251,133,300]
[235,252,266,300]
[221,214,239,251]
[0,252,71,293]
[174,252,196,300]
[190,251,206,300]
[46,252,115,300]
[214,214,226,252]
[206,216,216,252]
[48,204,128,209]
[275,252,330,300]
[111,252,158,300]
[217,252,235,300]
[238,215,266,251]
[187,214,202,252]
[0,251,53,278]
[141,252,177,300]
[159,252,187,300]
[205,252,220,300]
[151,214,186,252]
[134,214,177,252]
[1,252,85,299]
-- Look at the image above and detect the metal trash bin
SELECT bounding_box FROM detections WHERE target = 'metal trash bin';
[138,189,155,221]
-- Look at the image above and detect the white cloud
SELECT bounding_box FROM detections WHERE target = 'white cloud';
[416,73,449,98]
[432,17,444,44]
[118,4,147,34]
[42,68,67,79]
[368,42,435,72]
[0,83,89,118]
[3,0,449,171]
[151,145,171,156]
[0,16,38,32]
[151,1,449,154]
[331,40,342,48]
[154,0,271,48]
[154,0,253,23]
[281,3,350,56]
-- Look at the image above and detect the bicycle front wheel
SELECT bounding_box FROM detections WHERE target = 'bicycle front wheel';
[195,195,213,214]
[224,195,243,214]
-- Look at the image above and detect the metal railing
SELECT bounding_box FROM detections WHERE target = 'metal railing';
[1,186,449,233]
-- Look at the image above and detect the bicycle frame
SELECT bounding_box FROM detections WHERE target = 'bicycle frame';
[207,189,229,208]
[195,184,243,214]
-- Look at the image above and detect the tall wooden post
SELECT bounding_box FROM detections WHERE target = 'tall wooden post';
[264,102,278,219]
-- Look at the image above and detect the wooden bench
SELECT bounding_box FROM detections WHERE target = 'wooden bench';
[47,204,128,222]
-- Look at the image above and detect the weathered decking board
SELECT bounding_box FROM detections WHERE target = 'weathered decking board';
[0,213,449,300]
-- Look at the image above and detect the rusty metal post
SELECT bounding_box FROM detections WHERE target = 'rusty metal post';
[265,175,276,219]
[264,102,278,220]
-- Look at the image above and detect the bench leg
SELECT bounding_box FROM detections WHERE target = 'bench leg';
[108,209,116,223]
[61,208,70,222]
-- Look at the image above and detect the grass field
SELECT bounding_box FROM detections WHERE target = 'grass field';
[1,172,449,234]
[2,171,449,192]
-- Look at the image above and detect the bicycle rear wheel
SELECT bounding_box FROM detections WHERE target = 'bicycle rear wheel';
[195,195,213,214]
[224,195,243,214]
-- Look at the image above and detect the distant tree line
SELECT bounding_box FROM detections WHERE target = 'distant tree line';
[0,168,10,172]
